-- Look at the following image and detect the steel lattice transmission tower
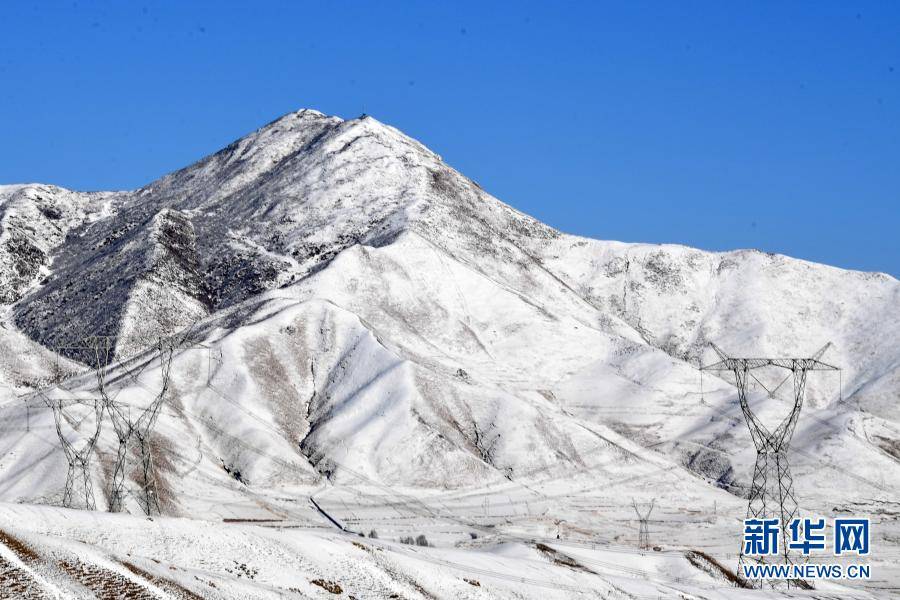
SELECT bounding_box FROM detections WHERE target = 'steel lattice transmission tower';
[133,339,175,515]
[97,337,177,515]
[42,395,105,510]
[632,498,655,550]
[701,342,837,587]
[58,334,179,515]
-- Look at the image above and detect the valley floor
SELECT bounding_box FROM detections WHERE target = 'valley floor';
[0,493,892,600]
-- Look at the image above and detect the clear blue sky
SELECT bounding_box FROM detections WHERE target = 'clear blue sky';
[2,2,898,276]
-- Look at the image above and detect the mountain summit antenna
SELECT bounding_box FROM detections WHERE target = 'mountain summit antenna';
[701,342,837,588]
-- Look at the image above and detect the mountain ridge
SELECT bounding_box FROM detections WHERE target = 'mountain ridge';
[0,107,896,510]
[0,109,898,596]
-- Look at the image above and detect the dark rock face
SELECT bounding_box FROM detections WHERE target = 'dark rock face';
[13,205,208,361]
[147,209,206,305]
[7,111,343,357]
[6,110,455,358]
[0,185,100,304]
[0,235,44,304]
[114,209,209,357]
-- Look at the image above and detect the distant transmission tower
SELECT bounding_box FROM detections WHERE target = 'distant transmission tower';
[701,342,837,587]
[55,333,179,515]
[132,340,174,515]
[632,498,655,550]
[101,338,177,515]
[43,395,105,510]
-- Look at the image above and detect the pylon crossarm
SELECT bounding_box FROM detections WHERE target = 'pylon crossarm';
[700,358,731,371]
[702,357,838,371]
[796,358,838,371]
[811,342,833,362]
[702,358,774,370]
[709,343,729,361]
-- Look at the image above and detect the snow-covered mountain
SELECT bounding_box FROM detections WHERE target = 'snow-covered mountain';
[0,109,897,598]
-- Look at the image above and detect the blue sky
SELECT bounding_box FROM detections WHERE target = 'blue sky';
[1,1,898,275]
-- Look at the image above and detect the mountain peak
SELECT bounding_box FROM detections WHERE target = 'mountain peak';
[0,112,898,578]
[7,109,486,355]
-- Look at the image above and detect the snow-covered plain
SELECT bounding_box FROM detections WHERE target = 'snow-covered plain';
[0,109,897,598]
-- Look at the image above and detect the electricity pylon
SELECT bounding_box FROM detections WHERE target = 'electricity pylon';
[632,498,655,550]
[67,334,178,515]
[29,337,113,511]
[37,327,190,514]
[701,342,837,587]
[133,340,174,515]
[79,335,130,512]
[98,338,176,515]
[43,395,105,510]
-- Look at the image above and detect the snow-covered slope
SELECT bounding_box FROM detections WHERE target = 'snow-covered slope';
[0,109,897,598]
[4,503,845,600]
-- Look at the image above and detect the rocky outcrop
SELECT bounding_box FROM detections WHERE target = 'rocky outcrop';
[116,209,208,357]
[0,185,102,304]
